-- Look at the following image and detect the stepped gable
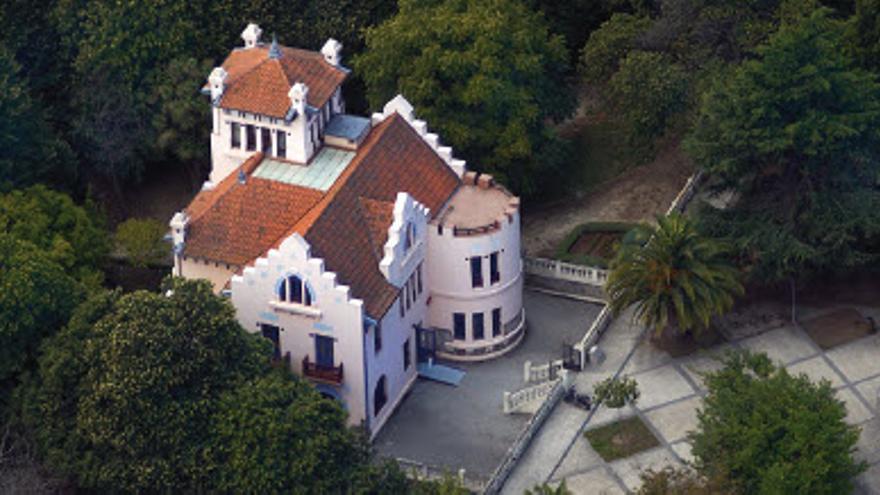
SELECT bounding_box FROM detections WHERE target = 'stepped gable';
[291,114,461,317]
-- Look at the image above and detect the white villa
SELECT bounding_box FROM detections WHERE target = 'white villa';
[170,24,525,437]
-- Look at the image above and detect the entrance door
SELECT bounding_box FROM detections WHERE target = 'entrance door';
[260,324,281,360]
[416,324,436,363]
[315,335,335,368]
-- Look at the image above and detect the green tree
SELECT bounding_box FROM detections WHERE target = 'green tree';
[526,480,572,495]
[115,218,168,268]
[0,185,110,287]
[24,279,271,492]
[608,51,689,149]
[606,214,743,335]
[208,370,369,493]
[0,46,72,188]
[637,467,735,494]
[691,351,864,494]
[0,234,80,387]
[355,0,575,195]
[580,13,652,85]
[846,0,880,70]
[686,9,880,282]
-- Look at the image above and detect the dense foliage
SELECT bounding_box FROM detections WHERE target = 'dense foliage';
[691,351,864,494]
[637,467,734,495]
[0,185,110,287]
[0,234,80,386]
[606,214,743,334]
[115,218,169,268]
[355,0,576,195]
[687,9,880,282]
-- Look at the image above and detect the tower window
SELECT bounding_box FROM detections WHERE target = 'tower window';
[453,313,465,340]
[470,256,483,288]
[473,312,485,340]
[230,122,241,149]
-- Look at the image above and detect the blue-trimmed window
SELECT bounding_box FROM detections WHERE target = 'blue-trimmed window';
[278,275,313,306]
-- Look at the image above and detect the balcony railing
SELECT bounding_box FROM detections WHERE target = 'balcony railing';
[302,356,344,385]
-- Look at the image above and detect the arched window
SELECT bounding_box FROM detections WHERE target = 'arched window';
[278,275,313,306]
[404,222,416,252]
[374,375,388,416]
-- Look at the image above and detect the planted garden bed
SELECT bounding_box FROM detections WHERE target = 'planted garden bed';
[584,416,660,462]
[554,221,640,267]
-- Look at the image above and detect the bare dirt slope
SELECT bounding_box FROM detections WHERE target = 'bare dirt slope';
[522,140,694,257]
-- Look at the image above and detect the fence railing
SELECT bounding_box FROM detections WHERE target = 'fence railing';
[523,359,565,384]
[485,371,571,494]
[503,372,565,414]
[573,304,613,368]
[523,257,609,287]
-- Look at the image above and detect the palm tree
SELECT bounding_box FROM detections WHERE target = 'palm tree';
[606,213,743,336]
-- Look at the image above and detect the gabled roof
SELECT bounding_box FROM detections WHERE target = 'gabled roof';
[184,154,325,266]
[215,44,348,118]
[293,115,460,317]
[183,114,461,318]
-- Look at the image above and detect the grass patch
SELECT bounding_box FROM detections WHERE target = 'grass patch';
[554,221,640,267]
[801,308,876,350]
[584,415,660,462]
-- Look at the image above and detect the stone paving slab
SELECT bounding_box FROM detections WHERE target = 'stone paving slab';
[738,326,817,365]
[608,446,682,492]
[678,347,734,392]
[624,338,674,374]
[670,441,694,464]
[827,336,880,383]
[631,365,697,410]
[787,356,846,388]
[552,435,605,481]
[856,376,880,412]
[643,396,701,444]
[837,388,874,426]
[857,419,880,463]
[855,462,880,495]
[558,467,626,495]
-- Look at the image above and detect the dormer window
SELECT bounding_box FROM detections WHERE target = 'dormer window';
[278,275,313,306]
[404,222,416,252]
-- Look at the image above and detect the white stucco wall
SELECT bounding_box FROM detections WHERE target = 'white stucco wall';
[230,234,369,428]
[177,256,237,293]
[425,210,523,357]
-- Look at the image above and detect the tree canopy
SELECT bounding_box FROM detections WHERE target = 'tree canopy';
[686,9,880,282]
[355,0,576,196]
[606,214,743,334]
[691,351,864,494]
[0,185,110,287]
[0,234,80,386]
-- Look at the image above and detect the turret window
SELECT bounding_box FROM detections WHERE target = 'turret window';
[470,256,483,288]
[230,122,241,148]
[404,222,416,252]
[490,252,500,285]
[276,130,286,158]
[245,124,256,151]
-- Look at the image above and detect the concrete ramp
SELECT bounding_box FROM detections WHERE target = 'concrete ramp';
[418,362,465,386]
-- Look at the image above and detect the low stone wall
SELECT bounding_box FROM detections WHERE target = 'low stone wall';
[396,457,487,492]
[524,359,565,384]
[574,304,613,368]
[523,257,609,287]
[486,371,571,494]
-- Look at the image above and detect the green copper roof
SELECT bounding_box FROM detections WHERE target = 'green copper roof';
[252,147,355,191]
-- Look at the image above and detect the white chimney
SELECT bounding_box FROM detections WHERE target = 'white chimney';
[208,67,228,102]
[289,82,309,116]
[321,38,343,66]
[170,211,189,247]
[241,23,262,49]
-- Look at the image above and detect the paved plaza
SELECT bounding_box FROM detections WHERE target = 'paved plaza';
[503,302,880,494]
[374,290,603,482]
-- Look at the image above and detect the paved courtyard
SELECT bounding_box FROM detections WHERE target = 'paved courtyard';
[374,290,603,482]
[503,302,880,494]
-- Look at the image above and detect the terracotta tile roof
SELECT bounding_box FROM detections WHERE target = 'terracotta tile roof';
[184,154,325,265]
[183,114,461,318]
[357,197,395,259]
[293,115,461,317]
[215,45,348,118]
